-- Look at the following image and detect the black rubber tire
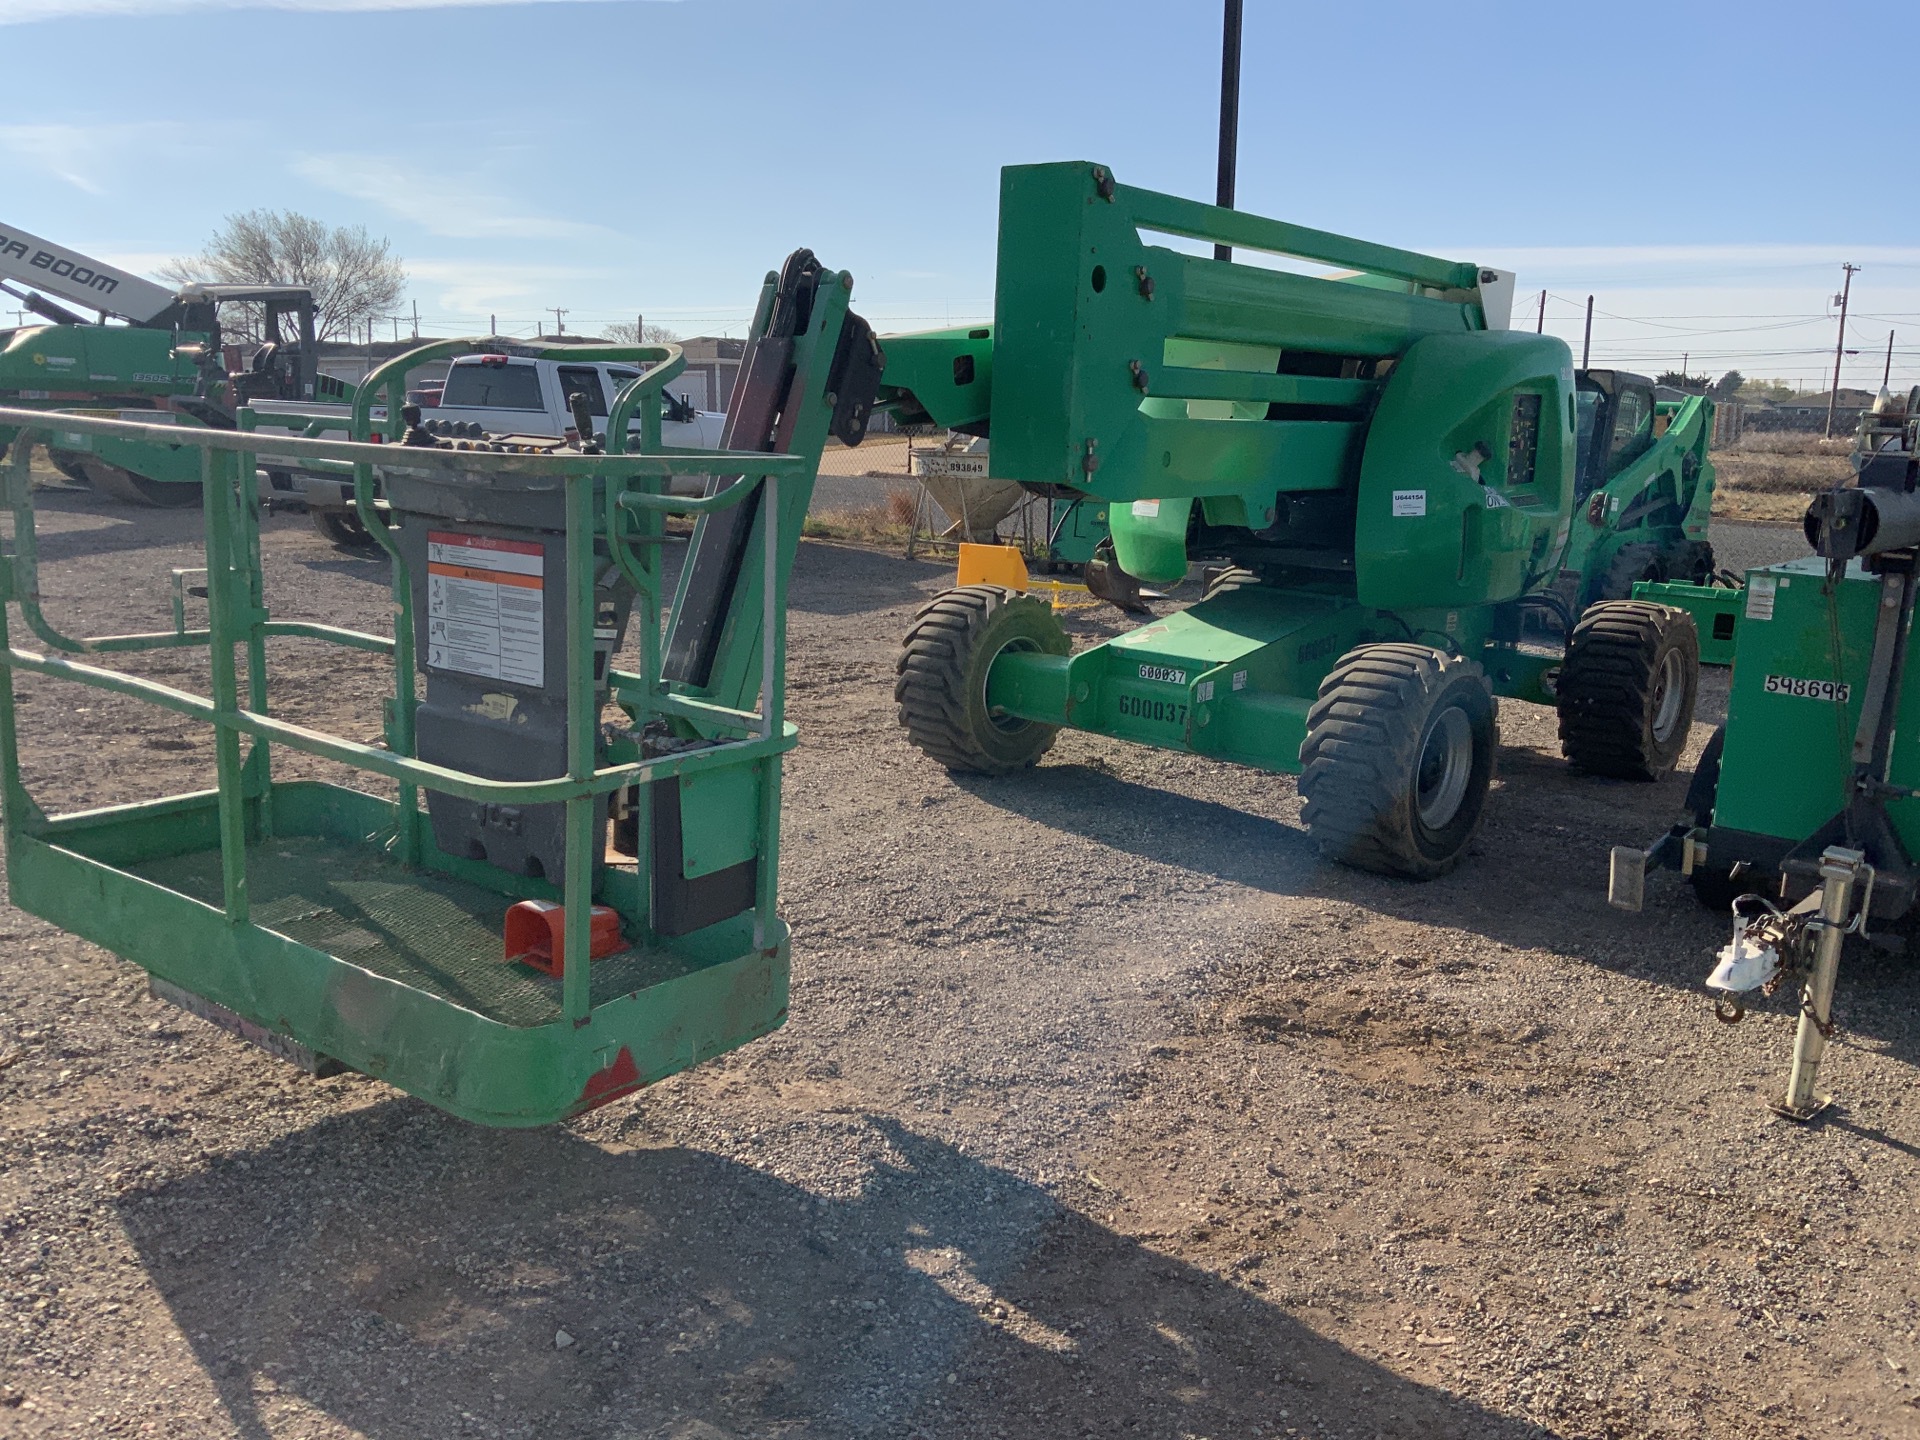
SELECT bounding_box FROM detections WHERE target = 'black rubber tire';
[1681,726,1746,910]
[79,459,202,508]
[895,585,1070,774]
[1686,725,1725,828]
[1299,643,1498,880]
[1202,566,1259,600]
[1584,540,1665,607]
[1083,538,1151,615]
[1558,600,1699,781]
[312,505,379,550]
[1663,538,1716,587]
[45,449,92,486]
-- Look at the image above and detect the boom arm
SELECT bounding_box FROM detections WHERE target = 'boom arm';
[0,221,179,325]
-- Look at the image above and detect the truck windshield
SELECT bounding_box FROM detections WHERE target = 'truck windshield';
[442,361,544,410]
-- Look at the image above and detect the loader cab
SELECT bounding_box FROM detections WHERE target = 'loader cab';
[1573,369,1657,501]
[175,283,321,405]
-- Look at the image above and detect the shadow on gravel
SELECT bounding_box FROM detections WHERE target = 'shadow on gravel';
[788,540,950,618]
[949,765,1319,896]
[114,1107,1544,1440]
[10,488,209,562]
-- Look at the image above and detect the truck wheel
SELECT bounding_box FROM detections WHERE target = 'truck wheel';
[1585,540,1664,607]
[1558,601,1698,781]
[1299,643,1498,880]
[311,506,379,551]
[895,585,1069,774]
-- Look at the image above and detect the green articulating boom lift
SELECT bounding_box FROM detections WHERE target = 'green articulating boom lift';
[0,219,333,506]
[877,161,1704,878]
[0,249,881,1125]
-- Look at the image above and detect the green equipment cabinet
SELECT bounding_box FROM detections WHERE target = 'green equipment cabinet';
[0,249,882,1125]
[877,162,1703,878]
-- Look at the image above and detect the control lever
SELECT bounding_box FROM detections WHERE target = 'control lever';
[568,391,602,454]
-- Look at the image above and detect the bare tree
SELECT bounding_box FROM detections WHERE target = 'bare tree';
[600,320,682,346]
[162,211,405,343]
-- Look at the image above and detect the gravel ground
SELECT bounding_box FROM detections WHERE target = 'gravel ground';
[3,491,1916,1440]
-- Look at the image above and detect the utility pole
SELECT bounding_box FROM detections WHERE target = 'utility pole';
[411,299,419,341]
[1535,290,1545,334]
[636,313,644,343]
[1884,329,1896,390]
[1826,262,1859,438]
[391,316,399,343]
[1213,0,1243,262]
[490,313,496,336]
[1581,295,1594,369]
[549,307,568,337]
[1682,352,1689,382]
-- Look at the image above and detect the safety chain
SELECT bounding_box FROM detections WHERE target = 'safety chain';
[1761,909,1838,1040]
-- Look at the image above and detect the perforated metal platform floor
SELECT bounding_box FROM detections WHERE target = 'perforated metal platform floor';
[129,837,686,1027]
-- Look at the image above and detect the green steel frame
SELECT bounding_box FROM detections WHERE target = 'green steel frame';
[0,265,854,1125]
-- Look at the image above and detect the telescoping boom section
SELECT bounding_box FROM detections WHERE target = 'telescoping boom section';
[0,250,881,1126]
[886,162,1700,879]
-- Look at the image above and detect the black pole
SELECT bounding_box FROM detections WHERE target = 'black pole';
[1214,0,1243,262]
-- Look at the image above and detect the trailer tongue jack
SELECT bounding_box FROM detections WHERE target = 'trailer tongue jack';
[1700,847,1875,1122]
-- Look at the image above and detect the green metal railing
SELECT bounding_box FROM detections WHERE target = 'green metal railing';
[0,401,802,1024]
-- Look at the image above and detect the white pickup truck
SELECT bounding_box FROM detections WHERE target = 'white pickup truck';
[291,349,725,545]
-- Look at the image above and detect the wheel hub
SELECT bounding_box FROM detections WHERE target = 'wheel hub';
[1650,649,1684,744]
[1416,706,1474,831]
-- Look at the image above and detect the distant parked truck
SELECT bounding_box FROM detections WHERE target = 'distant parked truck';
[281,346,725,546]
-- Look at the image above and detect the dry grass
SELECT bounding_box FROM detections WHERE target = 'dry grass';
[801,488,917,545]
[1712,431,1853,523]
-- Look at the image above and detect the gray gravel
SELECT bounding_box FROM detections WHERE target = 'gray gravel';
[3,501,1917,1440]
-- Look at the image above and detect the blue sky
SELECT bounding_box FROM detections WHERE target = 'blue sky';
[5,0,1920,388]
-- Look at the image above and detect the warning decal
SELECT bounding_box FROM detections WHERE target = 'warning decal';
[425,531,544,686]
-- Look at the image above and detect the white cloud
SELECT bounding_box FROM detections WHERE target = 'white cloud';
[0,121,197,193]
[406,258,610,316]
[292,153,611,241]
[1460,243,1920,292]
[0,0,661,22]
